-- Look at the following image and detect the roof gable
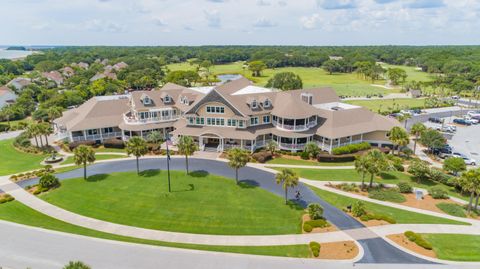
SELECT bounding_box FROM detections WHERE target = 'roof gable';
[185,89,245,117]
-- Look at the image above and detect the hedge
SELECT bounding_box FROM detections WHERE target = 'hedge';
[251,151,272,163]
[68,140,95,150]
[404,231,433,250]
[0,194,15,204]
[104,138,125,149]
[360,213,396,224]
[332,142,371,155]
[429,187,449,199]
[397,182,413,193]
[309,241,321,257]
[303,219,330,233]
[317,147,390,162]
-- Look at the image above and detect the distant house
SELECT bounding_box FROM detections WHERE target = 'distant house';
[72,62,89,69]
[0,86,17,109]
[329,56,344,61]
[113,62,128,71]
[61,66,75,77]
[90,71,117,82]
[42,71,64,85]
[409,89,422,98]
[7,77,31,91]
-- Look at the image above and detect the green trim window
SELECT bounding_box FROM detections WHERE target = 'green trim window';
[262,115,270,124]
[227,119,237,127]
[206,106,225,114]
[250,117,259,126]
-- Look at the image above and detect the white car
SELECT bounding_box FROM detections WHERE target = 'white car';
[464,116,479,124]
[467,111,480,117]
[451,153,477,166]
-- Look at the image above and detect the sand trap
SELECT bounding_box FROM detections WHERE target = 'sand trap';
[314,241,359,260]
[387,234,436,258]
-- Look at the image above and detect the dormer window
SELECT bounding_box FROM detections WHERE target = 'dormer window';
[301,93,313,105]
[251,100,258,109]
[181,96,189,105]
[141,94,152,105]
[263,99,271,108]
[164,95,171,103]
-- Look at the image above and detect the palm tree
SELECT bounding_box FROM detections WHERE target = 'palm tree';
[47,106,63,122]
[176,136,198,174]
[458,169,480,213]
[37,122,53,147]
[388,126,409,155]
[146,130,163,144]
[266,140,278,156]
[304,141,320,159]
[275,168,299,204]
[126,136,148,175]
[227,148,250,184]
[73,145,96,180]
[365,149,391,188]
[410,122,426,154]
[354,155,369,190]
[26,123,40,147]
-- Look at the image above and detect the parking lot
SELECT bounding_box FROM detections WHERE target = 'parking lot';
[424,116,480,165]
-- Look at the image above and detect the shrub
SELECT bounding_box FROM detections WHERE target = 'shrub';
[307,203,324,220]
[103,138,125,149]
[364,213,396,224]
[304,219,329,228]
[429,187,448,199]
[397,182,413,193]
[338,183,360,192]
[303,223,313,233]
[0,123,9,132]
[436,203,466,218]
[404,231,432,250]
[39,173,60,189]
[408,159,430,181]
[368,189,406,203]
[351,201,366,217]
[300,151,310,160]
[68,140,95,150]
[251,151,272,163]
[428,168,451,185]
[316,153,356,162]
[332,142,371,155]
[309,241,321,257]
[0,194,15,204]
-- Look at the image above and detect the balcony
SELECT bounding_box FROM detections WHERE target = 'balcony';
[272,119,317,132]
[123,113,180,125]
[279,142,306,150]
[72,132,122,142]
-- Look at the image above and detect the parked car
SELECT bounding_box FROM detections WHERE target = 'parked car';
[451,96,460,100]
[411,109,422,115]
[429,117,443,124]
[451,153,476,166]
[464,116,479,124]
[467,111,480,120]
[453,118,472,126]
[436,125,456,133]
[400,110,413,116]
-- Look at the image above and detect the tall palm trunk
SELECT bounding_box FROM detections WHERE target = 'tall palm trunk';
[369,174,374,188]
[468,192,474,213]
[39,135,44,147]
[285,187,288,205]
[475,193,480,212]
[361,173,366,190]
[413,136,418,154]
[235,168,239,184]
[45,135,49,146]
[33,135,39,147]
[185,155,189,174]
[83,163,87,179]
[136,156,139,175]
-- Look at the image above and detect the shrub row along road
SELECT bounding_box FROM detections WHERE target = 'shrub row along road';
[18,157,432,264]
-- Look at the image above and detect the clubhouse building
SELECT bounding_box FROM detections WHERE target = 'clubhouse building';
[54,77,399,153]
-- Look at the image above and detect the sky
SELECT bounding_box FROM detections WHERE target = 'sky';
[1,0,479,46]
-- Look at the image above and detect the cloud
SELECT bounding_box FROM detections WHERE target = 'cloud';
[256,0,271,6]
[253,17,277,27]
[152,17,167,27]
[407,0,445,9]
[84,19,125,33]
[277,0,287,6]
[204,10,221,28]
[316,0,356,9]
[300,14,321,29]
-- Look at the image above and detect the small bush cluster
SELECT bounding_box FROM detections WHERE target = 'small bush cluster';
[359,212,396,224]
[251,151,273,163]
[397,182,413,193]
[10,166,56,182]
[103,138,125,149]
[408,159,454,186]
[332,142,371,155]
[351,201,366,217]
[300,151,310,160]
[39,173,60,190]
[404,231,432,250]
[429,187,449,199]
[68,140,96,150]
[368,188,406,203]
[0,194,15,204]
[309,241,321,257]
[307,203,324,220]
[303,217,329,232]
[338,183,360,192]
[13,132,50,154]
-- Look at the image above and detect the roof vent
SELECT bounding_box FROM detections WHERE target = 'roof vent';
[301,93,313,105]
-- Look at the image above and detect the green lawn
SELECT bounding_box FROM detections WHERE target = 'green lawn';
[94,147,126,153]
[345,98,427,113]
[309,186,468,225]
[0,201,308,257]
[167,62,394,96]
[266,157,353,167]
[61,154,127,165]
[423,234,480,261]
[379,64,434,82]
[280,167,470,202]
[0,139,47,176]
[436,203,467,218]
[40,170,304,235]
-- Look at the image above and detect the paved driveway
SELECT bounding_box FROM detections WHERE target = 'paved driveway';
[18,158,432,264]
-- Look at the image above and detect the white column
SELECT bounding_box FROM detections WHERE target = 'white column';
[330,139,333,153]
[338,138,341,147]
[240,139,243,148]
[83,130,87,140]
[322,137,325,150]
[121,130,126,141]
[140,130,143,138]
[350,136,352,144]
[263,134,265,145]
[99,128,103,141]
[360,133,363,142]
[293,119,296,131]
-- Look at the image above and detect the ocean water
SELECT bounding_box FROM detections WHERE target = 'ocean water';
[0,49,34,59]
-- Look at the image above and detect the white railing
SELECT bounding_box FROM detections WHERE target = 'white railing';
[72,132,122,142]
[123,113,180,125]
[200,144,205,151]
[272,120,317,132]
[279,143,306,150]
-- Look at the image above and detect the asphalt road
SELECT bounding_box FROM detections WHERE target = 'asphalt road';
[18,158,432,264]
